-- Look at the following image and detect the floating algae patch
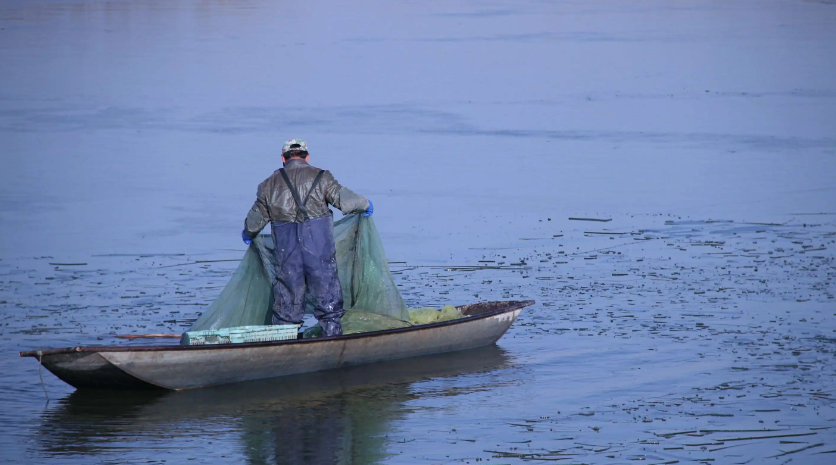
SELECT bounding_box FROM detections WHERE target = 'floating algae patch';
[5,208,836,464]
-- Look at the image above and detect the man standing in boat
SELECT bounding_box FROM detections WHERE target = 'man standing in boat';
[242,139,372,337]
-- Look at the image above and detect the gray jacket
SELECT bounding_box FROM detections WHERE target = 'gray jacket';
[244,159,369,235]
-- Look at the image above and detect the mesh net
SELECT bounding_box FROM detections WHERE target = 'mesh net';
[408,305,464,325]
[188,214,411,333]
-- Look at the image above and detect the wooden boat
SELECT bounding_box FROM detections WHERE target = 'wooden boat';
[19,300,533,390]
[37,346,513,458]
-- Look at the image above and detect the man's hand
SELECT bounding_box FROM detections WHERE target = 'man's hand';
[363,200,374,217]
[241,230,253,245]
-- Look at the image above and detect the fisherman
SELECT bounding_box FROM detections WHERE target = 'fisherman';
[242,139,372,337]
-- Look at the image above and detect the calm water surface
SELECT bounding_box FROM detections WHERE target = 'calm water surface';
[1,0,835,463]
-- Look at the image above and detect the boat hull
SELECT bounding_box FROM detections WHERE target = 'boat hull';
[21,300,532,390]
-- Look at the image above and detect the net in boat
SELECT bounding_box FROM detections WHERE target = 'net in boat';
[187,214,415,334]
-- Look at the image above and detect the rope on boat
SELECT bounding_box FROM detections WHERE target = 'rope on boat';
[37,350,49,402]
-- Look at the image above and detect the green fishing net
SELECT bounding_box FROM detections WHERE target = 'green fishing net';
[302,306,465,338]
[408,305,463,325]
[188,214,462,335]
[302,311,412,338]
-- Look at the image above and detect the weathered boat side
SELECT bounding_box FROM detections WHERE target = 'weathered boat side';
[38,352,160,390]
[21,300,533,390]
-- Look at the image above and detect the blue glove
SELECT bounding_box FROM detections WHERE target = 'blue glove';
[363,200,373,217]
[241,230,252,245]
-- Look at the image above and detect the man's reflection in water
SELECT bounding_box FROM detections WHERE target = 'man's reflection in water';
[37,346,512,465]
[242,389,393,464]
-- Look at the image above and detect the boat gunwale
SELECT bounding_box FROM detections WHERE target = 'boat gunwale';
[20,300,534,358]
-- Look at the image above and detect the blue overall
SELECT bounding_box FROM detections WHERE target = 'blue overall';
[271,216,345,337]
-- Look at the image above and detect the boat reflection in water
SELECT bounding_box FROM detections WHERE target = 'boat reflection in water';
[37,345,513,464]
